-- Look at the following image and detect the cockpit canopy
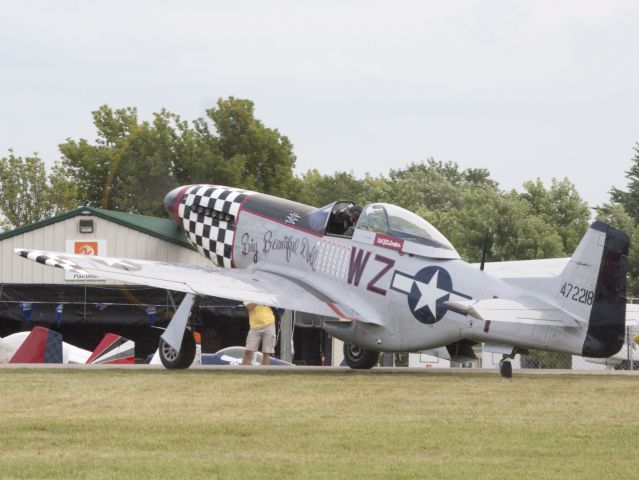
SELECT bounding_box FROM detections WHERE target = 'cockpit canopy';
[311,201,459,259]
[358,203,456,252]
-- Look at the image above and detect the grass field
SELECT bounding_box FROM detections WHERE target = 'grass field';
[0,369,638,479]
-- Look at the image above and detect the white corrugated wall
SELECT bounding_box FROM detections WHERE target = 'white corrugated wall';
[0,215,210,284]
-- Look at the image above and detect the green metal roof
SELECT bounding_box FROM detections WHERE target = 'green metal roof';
[0,206,194,249]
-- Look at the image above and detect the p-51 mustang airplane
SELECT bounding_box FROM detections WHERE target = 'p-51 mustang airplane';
[16,184,628,377]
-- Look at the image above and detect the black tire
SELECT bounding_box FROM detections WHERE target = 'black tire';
[159,331,196,369]
[499,359,513,379]
[343,343,379,369]
[615,360,639,371]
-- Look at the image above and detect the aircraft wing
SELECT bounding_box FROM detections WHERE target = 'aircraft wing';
[445,297,581,327]
[15,249,370,324]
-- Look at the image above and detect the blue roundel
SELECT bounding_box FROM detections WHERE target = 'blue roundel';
[408,266,453,324]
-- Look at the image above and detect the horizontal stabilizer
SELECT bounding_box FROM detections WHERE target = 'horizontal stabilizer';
[10,326,63,363]
[477,258,570,292]
[478,258,569,279]
[86,334,135,364]
[445,297,581,327]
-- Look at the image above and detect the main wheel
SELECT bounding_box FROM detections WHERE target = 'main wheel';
[159,330,196,369]
[343,343,379,369]
[499,359,512,379]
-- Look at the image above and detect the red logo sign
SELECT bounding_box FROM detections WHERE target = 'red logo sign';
[74,241,99,256]
[374,233,404,252]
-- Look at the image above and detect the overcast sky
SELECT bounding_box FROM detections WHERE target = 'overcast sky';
[2,0,638,208]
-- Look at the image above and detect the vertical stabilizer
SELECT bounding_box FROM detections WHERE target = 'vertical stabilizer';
[86,334,135,364]
[557,221,628,357]
[9,326,63,363]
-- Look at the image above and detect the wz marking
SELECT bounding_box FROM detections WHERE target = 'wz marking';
[347,247,395,296]
[559,282,594,305]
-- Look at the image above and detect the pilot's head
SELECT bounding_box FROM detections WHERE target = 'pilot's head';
[351,205,363,223]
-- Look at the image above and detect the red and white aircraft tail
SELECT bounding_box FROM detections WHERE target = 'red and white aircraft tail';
[9,326,63,363]
[1,327,135,364]
[85,333,135,364]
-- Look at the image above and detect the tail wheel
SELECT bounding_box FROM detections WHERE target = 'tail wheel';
[499,359,513,379]
[343,342,379,369]
[159,330,196,369]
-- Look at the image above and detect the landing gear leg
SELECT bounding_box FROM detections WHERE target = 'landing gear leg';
[499,355,513,379]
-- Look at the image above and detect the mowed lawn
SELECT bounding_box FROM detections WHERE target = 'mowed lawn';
[0,369,637,479]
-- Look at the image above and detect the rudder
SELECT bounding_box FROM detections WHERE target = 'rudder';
[557,221,628,357]
[86,333,135,364]
[583,222,628,357]
[10,326,63,363]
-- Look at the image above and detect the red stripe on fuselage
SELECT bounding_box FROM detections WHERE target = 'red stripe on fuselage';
[325,302,356,321]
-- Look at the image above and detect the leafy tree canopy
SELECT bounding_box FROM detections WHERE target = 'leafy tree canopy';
[57,97,299,217]
[609,143,639,222]
[0,150,77,230]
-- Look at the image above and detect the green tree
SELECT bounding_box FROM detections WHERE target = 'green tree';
[599,143,639,297]
[386,160,466,213]
[204,97,298,197]
[58,98,300,216]
[520,178,590,253]
[296,168,391,207]
[58,106,141,210]
[610,143,639,222]
[383,161,508,262]
[108,111,185,215]
[431,188,564,262]
[490,191,565,260]
[298,170,367,206]
[0,150,78,230]
[58,106,180,216]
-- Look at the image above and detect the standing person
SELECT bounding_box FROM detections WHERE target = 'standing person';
[242,302,276,365]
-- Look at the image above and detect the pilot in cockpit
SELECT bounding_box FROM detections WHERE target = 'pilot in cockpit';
[343,205,363,237]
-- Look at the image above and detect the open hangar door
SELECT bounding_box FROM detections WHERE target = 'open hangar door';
[291,312,332,366]
[0,283,183,360]
[0,286,247,363]
[0,283,330,365]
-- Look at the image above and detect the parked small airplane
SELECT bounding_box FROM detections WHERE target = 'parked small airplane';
[0,326,135,364]
[16,185,629,377]
[201,346,294,366]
